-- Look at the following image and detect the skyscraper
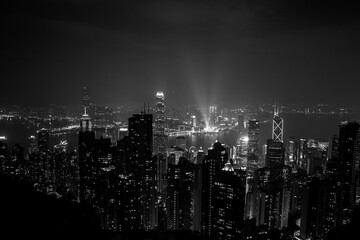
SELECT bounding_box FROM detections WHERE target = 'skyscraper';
[272,103,283,142]
[118,173,138,231]
[337,121,360,224]
[166,157,194,230]
[321,158,341,237]
[300,176,324,239]
[154,91,168,203]
[128,111,157,230]
[248,119,260,165]
[201,140,228,236]
[0,136,7,173]
[209,105,217,127]
[265,139,284,168]
[78,108,96,206]
[238,113,245,132]
[211,163,246,239]
[154,91,167,156]
[253,166,292,230]
[37,128,49,153]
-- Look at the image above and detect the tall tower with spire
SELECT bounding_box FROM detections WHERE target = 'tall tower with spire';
[272,102,284,142]
[80,107,92,132]
[82,86,90,109]
[78,107,96,205]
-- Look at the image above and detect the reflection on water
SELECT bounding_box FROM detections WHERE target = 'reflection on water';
[1,113,356,154]
[169,113,354,155]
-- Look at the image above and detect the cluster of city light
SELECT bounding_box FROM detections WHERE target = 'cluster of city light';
[202,125,219,133]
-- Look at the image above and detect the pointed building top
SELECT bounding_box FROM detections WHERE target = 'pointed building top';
[156,91,164,99]
[81,106,91,120]
[222,161,234,172]
[274,102,280,117]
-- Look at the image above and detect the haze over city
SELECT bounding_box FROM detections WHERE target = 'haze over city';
[2,0,360,107]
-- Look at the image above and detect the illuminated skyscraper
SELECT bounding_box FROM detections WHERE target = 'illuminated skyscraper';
[201,140,228,236]
[190,115,196,130]
[272,103,283,142]
[166,157,194,230]
[265,139,284,168]
[248,119,260,164]
[253,166,292,230]
[336,121,360,224]
[321,158,341,237]
[285,138,296,167]
[37,128,49,153]
[209,105,217,127]
[0,136,7,173]
[98,165,118,231]
[154,92,167,199]
[154,91,167,156]
[28,135,37,154]
[211,163,246,239]
[128,111,157,230]
[118,173,138,231]
[78,108,96,206]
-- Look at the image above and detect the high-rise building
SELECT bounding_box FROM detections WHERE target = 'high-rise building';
[297,138,307,170]
[300,176,324,239]
[193,162,202,232]
[265,139,284,168]
[0,136,8,173]
[98,165,118,231]
[253,166,292,230]
[211,163,246,239]
[328,135,339,159]
[285,138,296,166]
[37,128,49,153]
[272,103,283,142]
[337,121,360,224]
[238,113,245,132]
[321,158,341,237]
[78,108,96,206]
[289,168,308,216]
[154,91,167,156]
[154,91,168,204]
[201,140,228,236]
[248,120,260,165]
[118,173,138,231]
[128,111,157,230]
[166,157,194,230]
[209,105,217,127]
[28,135,37,154]
[191,115,196,128]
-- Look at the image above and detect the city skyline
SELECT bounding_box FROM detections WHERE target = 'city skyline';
[2,0,360,107]
[1,87,360,239]
[2,1,360,239]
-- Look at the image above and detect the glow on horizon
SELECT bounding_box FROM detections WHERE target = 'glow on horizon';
[203,125,219,133]
[241,136,249,142]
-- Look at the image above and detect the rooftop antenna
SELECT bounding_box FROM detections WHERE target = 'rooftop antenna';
[148,102,150,114]
[144,102,146,113]
[274,102,280,117]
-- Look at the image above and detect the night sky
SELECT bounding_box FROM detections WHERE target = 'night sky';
[2,0,360,107]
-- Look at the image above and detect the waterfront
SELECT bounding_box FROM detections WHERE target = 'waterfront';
[1,113,357,153]
[169,113,356,154]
